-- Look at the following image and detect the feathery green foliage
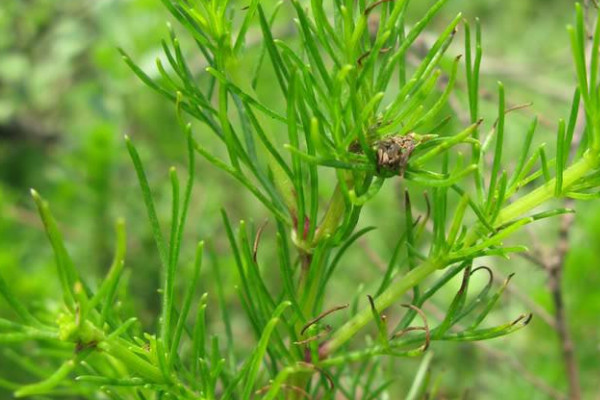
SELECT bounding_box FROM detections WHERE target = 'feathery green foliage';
[2,1,600,398]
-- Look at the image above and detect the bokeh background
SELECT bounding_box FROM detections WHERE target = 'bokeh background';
[1,0,598,399]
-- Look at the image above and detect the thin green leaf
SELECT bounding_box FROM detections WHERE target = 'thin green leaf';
[487,82,505,212]
[125,136,170,341]
[508,117,538,190]
[169,242,203,367]
[469,272,514,330]
[405,351,434,400]
[242,302,291,399]
[30,189,82,311]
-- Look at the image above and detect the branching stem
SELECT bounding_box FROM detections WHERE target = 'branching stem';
[327,151,599,354]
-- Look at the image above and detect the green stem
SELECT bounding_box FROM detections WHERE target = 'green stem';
[327,152,599,355]
[495,154,595,225]
[465,152,597,246]
[326,257,444,354]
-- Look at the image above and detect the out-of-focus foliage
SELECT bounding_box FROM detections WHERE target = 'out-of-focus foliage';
[0,0,225,315]
[0,0,599,399]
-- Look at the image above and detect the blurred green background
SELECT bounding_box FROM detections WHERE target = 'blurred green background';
[1,0,598,399]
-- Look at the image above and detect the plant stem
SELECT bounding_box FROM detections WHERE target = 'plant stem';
[325,257,444,354]
[326,152,599,355]
[494,153,596,226]
[464,152,598,247]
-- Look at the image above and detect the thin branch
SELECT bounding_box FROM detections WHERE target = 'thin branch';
[360,222,565,397]
[519,78,586,400]
[547,91,587,400]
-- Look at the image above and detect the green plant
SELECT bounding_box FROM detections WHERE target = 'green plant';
[2,0,600,398]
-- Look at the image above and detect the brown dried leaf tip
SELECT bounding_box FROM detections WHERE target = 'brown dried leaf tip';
[375,133,417,177]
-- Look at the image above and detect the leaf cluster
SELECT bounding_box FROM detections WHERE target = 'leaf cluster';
[3,1,600,399]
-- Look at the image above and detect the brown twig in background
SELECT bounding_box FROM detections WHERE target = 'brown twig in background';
[549,87,587,399]
[380,35,585,395]
[441,28,585,395]
[358,237,566,397]
[520,84,586,400]
[520,211,579,400]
